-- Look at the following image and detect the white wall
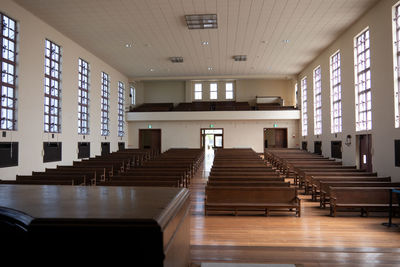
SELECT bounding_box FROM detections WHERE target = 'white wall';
[298,0,400,180]
[128,119,299,153]
[133,78,296,106]
[0,0,129,180]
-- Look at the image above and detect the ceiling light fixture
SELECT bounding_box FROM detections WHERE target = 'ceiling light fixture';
[282,39,290,43]
[125,43,132,48]
[208,67,213,71]
[201,41,209,45]
[170,56,184,63]
[233,55,247,61]
[185,14,218,30]
[149,68,155,72]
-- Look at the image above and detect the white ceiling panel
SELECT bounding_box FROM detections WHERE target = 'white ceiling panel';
[13,0,379,79]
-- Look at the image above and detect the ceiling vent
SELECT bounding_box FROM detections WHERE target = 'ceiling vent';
[185,14,217,29]
[170,57,184,63]
[233,55,247,61]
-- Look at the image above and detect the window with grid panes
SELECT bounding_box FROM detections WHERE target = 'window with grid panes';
[225,82,233,99]
[354,29,372,131]
[313,66,322,135]
[1,13,17,130]
[301,77,308,136]
[101,72,110,136]
[194,83,202,100]
[394,4,400,128]
[44,39,62,133]
[330,51,342,133]
[210,83,217,100]
[118,81,125,137]
[78,58,89,134]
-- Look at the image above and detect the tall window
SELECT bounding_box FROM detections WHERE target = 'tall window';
[0,13,17,130]
[118,81,125,137]
[301,77,308,136]
[294,83,298,107]
[393,4,400,128]
[210,83,217,100]
[44,39,62,133]
[354,28,371,131]
[78,58,89,135]
[226,82,233,99]
[130,86,135,105]
[101,72,110,136]
[194,83,202,100]
[313,66,322,135]
[330,51,342,133]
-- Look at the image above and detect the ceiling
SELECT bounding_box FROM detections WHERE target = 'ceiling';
[13,0,379,80]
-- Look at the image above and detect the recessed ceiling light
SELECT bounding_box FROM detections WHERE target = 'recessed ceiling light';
[233,55,247,61]
[149,68,155,72]
[185,14,218,30]
[208,67,213,71]
[125,43,132,48]
[201,41,209,45]
[170,56,184,63]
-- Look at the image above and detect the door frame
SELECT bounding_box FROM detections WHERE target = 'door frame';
[138,128,162,153]
[263,128,288,149]
[357,134,372,172]
[200,128,224,149]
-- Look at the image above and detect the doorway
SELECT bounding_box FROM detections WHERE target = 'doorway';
[200,128,223,172]
[263,128,288,149]
[357,134,372,172]
[139,129,161,154]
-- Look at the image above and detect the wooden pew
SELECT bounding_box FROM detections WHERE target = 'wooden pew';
[330,187,400,217]
[319,179,396,208]
[205,186,300,216]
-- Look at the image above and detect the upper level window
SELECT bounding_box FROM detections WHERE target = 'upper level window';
[44,39,62,133]
[1,13,17,130]
[354,28,371,131]
[210,83,217,100]
[294,83,298,107]
[313,66,322,135]
[101,72,110,136]
[226,82,233,99]
[393,4,400,128]
[194,83,202,100]
[118,81,125,137]
[301,77,308,136]
[330,51,342,133]
[130,86,135,105]
[78,58,89,135]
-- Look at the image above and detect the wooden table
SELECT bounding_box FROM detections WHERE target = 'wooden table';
[0,185,190,266]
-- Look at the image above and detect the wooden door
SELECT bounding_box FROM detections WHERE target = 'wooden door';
[139,129,161,154]
[274,129,287,148]
[101,142,110,156]
[359,134,372,172]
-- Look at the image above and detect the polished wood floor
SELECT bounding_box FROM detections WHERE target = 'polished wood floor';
[190,152,400,266]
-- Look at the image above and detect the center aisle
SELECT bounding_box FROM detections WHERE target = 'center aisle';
[189,150,400,266]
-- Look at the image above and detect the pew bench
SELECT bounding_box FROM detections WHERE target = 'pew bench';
[205,186,300,217]
[330,187,400,217]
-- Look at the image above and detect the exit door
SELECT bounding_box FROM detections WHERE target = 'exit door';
[200,128,224,149]
[358,134,372,172]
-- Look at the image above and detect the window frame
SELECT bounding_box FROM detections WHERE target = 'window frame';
[330,50,342,133]
[78,58,89,135]
[101,72,110,136]
[194,83,202,100]
[0,13,18,131]
[354,28,372,131]
[225,82,234,100]
[313,66,322,135]
[118,81,125,137]
[301,77,308,136]
[210,83,218,100]
[44,39,62,133]
[393,4,400,128]
[130,86,135,106]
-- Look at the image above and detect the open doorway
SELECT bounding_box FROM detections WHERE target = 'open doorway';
[139,129,161,154]
[200,128,223,172]
[263,128,288,149]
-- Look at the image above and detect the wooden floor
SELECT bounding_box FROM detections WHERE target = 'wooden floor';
[190,154,400,266]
